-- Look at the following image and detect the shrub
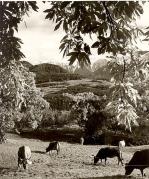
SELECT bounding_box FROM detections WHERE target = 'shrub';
[40,110,71,128]
[44,94,74,110]
[54,110,70,127]
[40,109,55,127]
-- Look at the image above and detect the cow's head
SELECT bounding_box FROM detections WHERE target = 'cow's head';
[125,163,133,175]
[26,159,32,165]
[94,156,99,164]
[46,147,49,153]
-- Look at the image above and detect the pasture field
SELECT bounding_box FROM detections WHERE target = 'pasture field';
[0,133,148,179]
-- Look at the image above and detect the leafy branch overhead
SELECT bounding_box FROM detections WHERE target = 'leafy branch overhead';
[0,1,38,67]
[44,1,144,66]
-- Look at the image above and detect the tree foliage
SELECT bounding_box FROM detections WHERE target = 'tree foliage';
[105,51,149,131]
[0,1,50,135]
[44,1,144,66]
[63,92,100,127]
[0,1,38,67]
[0,60,49,131]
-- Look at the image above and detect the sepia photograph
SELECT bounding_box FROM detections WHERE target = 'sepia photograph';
[0,1,149,178]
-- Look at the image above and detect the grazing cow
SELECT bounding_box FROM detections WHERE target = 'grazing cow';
[80,137,84,145]
[94,147,123,165]
[46,141,60,155]
[118,140,125,149]
[18,146,32,169]
[125,149,149,177]
[118,140,125,159]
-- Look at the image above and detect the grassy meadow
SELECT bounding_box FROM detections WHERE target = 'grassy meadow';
[0,133,148,179]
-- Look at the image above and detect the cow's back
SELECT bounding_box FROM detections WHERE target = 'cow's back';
[18,146,31,158]
[24,146,31,160]
[103,147,120,157]
[46,141,60,153]
[96,147,119,158]
[129,149,149,168]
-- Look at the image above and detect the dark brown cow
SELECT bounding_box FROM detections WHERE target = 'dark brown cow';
[125,149,149,177]
[94,147,123,165]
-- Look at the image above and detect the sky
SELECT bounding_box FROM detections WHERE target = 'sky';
[17,1,149,65]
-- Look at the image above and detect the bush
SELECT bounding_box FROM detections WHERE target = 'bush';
[40,109,55,127]
[54,110,70,127]
[40,110,71,128]
[44,94,74,110]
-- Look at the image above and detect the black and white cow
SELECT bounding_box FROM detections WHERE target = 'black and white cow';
[18,146,32,169]
[46,141,60,155]
[118,140,125,160]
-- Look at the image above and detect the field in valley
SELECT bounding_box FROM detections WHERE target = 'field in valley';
[0,133,148,179]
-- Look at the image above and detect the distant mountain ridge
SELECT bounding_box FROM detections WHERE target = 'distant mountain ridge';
[74,65,93,79]
[73,60,111,80]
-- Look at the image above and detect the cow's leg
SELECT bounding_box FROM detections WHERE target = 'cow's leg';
[18,158,22,169]
[120,151,123,160]
[120,158,123,165]
[140,169,144,177]
[117,157,123,165]
[49,150,52,156]
[23,162,27,169]
[105,158,107,165]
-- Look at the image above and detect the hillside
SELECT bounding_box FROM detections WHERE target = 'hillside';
[21,61,33,69]
[27,63,81,83]
[30,63,68,74]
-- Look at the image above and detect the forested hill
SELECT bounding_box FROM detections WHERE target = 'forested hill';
[30,63,68,74]
[22,62,81,83]
[21,61,33,69]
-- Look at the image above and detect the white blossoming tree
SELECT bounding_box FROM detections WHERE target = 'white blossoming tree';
[105,51,149,131]
[0,2,49,142]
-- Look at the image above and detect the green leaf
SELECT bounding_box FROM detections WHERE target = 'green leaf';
[45,11,55,19]
[67,52,78,56]
[60,35,68,43]
[59,43,65,50]
[28,1,39,12]
[44,9,52,13]
[68,55,77,65]
[84,44,91,55]
[63,20,68,32]
[60,2,71,9]
[91,41,100,48]
[54,21,62,31]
